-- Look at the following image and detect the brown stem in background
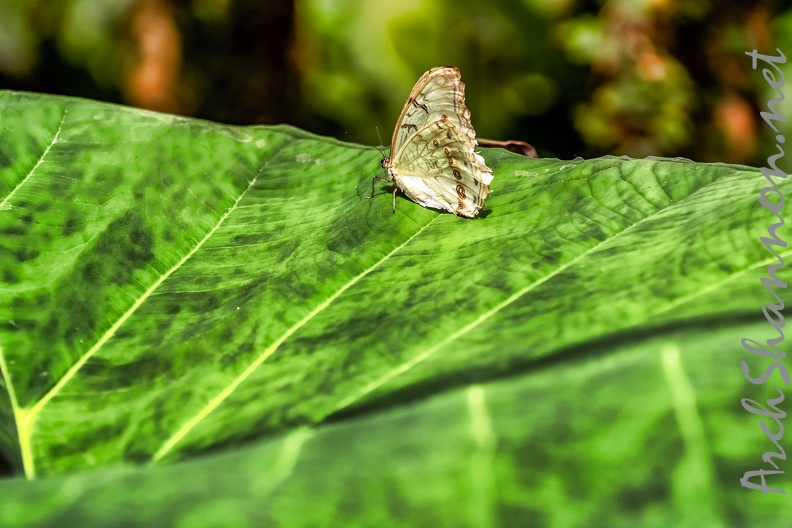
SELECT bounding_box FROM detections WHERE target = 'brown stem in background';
[477,138,538,158]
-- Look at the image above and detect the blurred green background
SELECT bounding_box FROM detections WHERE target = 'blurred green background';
[1,0,791,163]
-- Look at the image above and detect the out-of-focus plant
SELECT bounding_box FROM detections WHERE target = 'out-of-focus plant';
[293,0,587,156]
[0,0,789,164]
[557,4,697,158]
[758,7,792,164]
[0,0,135,97]
[556,0,785,163]
[294,0,789,163]
[0,0,296,122]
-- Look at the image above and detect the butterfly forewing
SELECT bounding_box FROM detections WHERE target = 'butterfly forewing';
[384,66,493,218]
[391,67,477,156]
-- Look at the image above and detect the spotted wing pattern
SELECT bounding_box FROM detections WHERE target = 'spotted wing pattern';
[390,67,478,155]
[391,119,492,218]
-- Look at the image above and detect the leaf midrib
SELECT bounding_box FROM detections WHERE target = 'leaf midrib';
[16,174,261,479]
[0,107,69,476]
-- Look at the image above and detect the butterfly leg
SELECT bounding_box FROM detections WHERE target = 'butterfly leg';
[366,175,390,200]
[392,187,397,214]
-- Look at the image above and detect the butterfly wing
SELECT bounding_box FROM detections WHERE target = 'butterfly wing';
[389,66,478,156]
[391,119,493,218]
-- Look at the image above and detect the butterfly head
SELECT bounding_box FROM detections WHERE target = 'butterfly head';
[380,156,390,169]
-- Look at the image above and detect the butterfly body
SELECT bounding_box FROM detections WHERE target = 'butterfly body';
[380,67,493,218]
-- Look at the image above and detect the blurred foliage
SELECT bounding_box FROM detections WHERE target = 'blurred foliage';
[0,0,789,163]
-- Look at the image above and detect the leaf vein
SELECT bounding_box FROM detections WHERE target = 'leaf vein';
[0,107,68,210]
[149,213,442,463]
[333,174,740,410]
[18,175,261,478]
[651,249,792,318]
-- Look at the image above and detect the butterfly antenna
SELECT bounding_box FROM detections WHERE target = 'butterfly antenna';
[345,131,386,158]
[375,126,384,150]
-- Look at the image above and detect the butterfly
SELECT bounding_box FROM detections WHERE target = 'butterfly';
[374,66,493,218]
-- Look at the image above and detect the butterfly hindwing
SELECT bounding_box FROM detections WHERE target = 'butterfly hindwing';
[392,119,492,218]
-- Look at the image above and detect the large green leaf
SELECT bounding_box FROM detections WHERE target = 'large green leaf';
[0,320,789,527]
[0,91,789,525]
